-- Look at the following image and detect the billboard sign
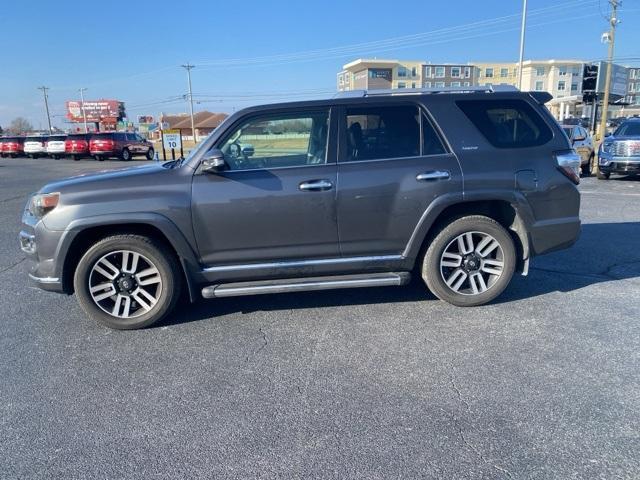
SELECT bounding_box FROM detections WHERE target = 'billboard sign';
[66,100,122,123]
[137,115,154,124]
[595,61,629,97]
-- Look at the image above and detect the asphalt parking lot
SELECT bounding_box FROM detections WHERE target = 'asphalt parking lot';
[1,156,639,479]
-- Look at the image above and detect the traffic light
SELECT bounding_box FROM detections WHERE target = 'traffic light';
[582,64,598,103]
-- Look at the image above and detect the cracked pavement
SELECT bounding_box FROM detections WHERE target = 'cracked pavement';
[1,157,639,479]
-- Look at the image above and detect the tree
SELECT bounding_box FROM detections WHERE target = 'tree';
[7,117,33,135]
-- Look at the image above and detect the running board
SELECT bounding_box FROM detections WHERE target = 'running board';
[201,272,411,299]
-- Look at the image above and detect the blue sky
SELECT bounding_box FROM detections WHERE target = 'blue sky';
[0,0,638,129]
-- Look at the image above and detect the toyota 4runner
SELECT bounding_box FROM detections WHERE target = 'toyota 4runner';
[19,86,581,329]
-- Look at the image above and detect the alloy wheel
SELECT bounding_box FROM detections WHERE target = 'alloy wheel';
[439,231,505,295]
[88,250,162,318]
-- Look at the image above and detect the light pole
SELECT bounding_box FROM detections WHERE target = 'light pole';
[517,0,528,90]
[181,63,197,142]
[79,87,89,133]
[37,86,52,132]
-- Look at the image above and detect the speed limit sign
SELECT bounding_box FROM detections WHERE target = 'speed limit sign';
[162,129,182,150]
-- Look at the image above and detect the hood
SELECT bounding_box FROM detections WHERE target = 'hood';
[40,163,169,194]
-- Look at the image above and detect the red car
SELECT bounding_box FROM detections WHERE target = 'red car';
[89,132,154,161]
[65,133,92,160]
[0,136,24,158]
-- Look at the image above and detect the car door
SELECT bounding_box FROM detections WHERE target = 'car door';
[336,102,462,257]
[191,107,339,266]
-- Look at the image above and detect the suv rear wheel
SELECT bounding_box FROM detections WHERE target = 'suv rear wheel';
[422,216,516,307]
[146,148,155,161]
[73,234,181,329]
[121,148,131,161]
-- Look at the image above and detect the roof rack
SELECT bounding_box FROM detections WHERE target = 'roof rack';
[334,85,519,98]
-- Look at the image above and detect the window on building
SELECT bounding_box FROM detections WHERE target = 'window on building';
[411,82,416,88]
[435,81,445,88]
[630,69,637,80]
[425,66,432,78]
[631,83,637,93]
[536,67,545,76]
[424,81,432,88]
[345,75,350,84]
[636,96,640,105]
[463,82,470,87]
[485,68,494,78]
[435,67,445,78]
[398,66,407,77]
[500,68,508,78]
[571,83,578,91]
[411,66,417,77]
[219,110,329,170]
[456,99,553,149]
[464,67,471,78]
[398,82,406,88]
[558,81,566,91]
[451,67,461,78]
[558,68,567,76]
[338,75,344,85]
[451,81,461,87]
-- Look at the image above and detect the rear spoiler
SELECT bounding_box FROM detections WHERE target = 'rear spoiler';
[529,92,553,104]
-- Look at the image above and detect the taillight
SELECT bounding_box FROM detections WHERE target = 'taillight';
[555,150,581,185]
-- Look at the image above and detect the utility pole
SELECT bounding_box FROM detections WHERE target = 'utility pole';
[78,87,89,133]
[517,0,528,90]
[37,86,52,132]
[181,63,197,143]
[594,0,620,174]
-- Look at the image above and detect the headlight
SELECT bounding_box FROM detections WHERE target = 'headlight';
[29,192,60,218]
[601,142,613,154]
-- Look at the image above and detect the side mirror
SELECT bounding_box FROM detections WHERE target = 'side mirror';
[201,149,227,173]
[605,131,612,137]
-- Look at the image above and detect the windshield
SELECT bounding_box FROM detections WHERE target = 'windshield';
[614,122,640,137]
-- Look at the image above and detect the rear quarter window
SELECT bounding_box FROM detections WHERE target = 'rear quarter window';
[457,99,553,148]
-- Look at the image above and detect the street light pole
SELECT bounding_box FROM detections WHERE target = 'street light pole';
[517,0,528,90]
[181,63,197,142]
[594,0,620,174]
[37,86,52,132]
[79,87,89,133]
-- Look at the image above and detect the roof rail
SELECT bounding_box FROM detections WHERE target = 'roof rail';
[334,85,519,98]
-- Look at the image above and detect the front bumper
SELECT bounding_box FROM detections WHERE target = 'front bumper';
[19,212,66,293]
[598,153,640,174]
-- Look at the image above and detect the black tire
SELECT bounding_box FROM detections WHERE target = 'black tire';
[146,148,155,161]
[597,169,610,180]
[422,215,516,307]
[581,156,593,176]
[121,148,131,161]
[95,155,104,161]
[71,154,80,161]
[74,234,182,329]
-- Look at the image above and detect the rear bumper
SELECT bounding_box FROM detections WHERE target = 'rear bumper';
[90,149,116,156]
[528,217,581,256]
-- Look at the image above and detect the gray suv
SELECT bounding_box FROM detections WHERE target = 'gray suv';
[19,87,581,329]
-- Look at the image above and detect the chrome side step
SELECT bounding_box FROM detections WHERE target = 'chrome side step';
[201,272,411,299]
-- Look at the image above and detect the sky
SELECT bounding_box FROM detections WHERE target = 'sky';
[0,0,639,129]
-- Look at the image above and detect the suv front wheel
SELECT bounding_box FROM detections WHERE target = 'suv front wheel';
[422,216,516,307]
[74,234,182,329]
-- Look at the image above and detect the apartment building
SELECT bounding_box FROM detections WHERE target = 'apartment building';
[474,62,519,87]
[625,67,640,112]
[337,59,476,91]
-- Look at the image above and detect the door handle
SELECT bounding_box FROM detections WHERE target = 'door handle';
[416,170,450,181]
[299,179,333,191]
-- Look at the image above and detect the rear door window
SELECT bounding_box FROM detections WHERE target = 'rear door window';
[344,105,446,161]
[457,99,553,148]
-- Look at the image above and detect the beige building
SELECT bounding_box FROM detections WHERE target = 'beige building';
[338,59,477,91]
[473,62,519,87]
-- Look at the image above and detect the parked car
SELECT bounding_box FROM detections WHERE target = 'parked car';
[1,136,24,158]
[46,134,67,159]
[562,125,594,176]
[20,86,581,329]
[598,118,640,179]
[65,133,92,160]
[89,132,154,161]
[23,135,49,158]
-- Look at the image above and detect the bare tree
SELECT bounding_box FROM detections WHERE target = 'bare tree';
[7,117,33,135]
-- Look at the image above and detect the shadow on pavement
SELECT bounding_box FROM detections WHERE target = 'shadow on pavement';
[160,222,640,327]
